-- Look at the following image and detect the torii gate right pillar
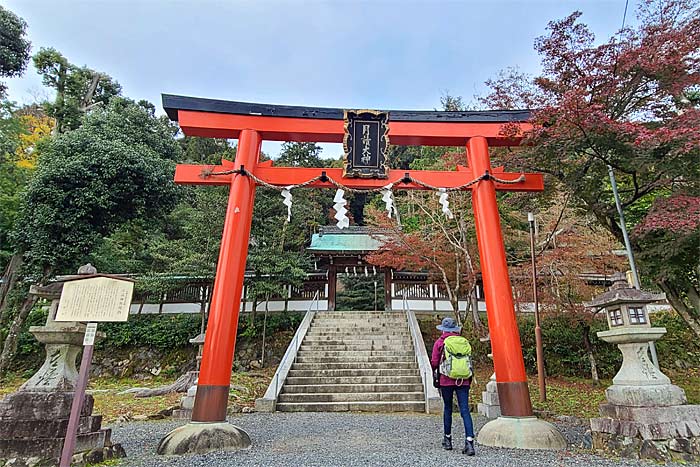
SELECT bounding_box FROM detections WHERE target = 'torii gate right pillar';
[467,136,566,449]
[467,136,532,416]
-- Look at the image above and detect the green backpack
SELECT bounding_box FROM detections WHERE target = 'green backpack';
[439,335,473,379]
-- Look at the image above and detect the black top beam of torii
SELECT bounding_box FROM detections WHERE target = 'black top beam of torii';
[162,93,531,124]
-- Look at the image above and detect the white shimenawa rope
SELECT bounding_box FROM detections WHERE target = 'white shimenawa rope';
[201,167,526,224]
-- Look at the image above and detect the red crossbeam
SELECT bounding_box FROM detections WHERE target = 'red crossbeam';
[174,164,544,192]
[177,110,531,147]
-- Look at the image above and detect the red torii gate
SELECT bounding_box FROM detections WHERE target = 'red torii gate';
[158,94,549,453]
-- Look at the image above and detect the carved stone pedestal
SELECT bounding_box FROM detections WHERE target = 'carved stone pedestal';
[0,281,124,467]
[592,404,700,462]
[591,326,700,462]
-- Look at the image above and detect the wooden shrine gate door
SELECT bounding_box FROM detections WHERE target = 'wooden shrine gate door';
[163,94,544,423]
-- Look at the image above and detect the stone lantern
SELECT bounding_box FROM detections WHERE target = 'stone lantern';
[587,272,700,462]
[587,273,679,406]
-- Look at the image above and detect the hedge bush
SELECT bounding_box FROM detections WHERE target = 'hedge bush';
[12,306,698,380]
[11,309,305,370]
[422,311,698,380]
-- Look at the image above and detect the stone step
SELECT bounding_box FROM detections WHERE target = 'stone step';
[315,312,405,316]
[287,368,419,378]
[312,318,407,324]
[276,401,425,412]
[316,310,406,316]
[303,336,414,344]
[299,344,413,352]
[267,308,425,414]
[296,350,414,357]
[305,331,410,338]
[285,375,422,385]
[277,392,425,403]
[291,361,417,370]
[296,354,416,365]
[310,324,408,329]
[282,383,424,393]
[310,325,408,331]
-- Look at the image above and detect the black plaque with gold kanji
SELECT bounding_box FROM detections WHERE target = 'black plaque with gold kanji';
[343,110,389,178]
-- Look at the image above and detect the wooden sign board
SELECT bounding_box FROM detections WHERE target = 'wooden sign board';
[55,276,134,322]
[343,110,389,179]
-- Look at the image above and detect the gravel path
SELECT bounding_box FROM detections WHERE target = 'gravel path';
[112,413,694,467]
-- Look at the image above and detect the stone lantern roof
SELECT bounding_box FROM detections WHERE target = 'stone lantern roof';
[584,273,665,309]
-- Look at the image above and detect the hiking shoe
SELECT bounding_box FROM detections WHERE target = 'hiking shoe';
[463,439,475,456]
[442,435,453,450]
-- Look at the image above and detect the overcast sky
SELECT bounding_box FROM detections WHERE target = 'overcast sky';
[4,0,637,158]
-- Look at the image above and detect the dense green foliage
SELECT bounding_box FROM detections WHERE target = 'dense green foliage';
[12,307,305,370]
[14,98,179,276]
[0,101,29,267]
[423,311,699,380]
[0,6,31,97]
[336,274,385,311]
[275,142,326,168]
[97,314,203,351]
[518,315,620,378]
[238,311,304,339]
[13,305,47,364]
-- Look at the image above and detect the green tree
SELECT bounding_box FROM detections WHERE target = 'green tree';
[336,273,384,311]
[33,48,122,132]
[15,98,180,275]
[179,135,235,165]
[0,98,180,373]
[245,246,308,365]
[0,99,29,320]
[275,142,325,168]
[0,6,31,97]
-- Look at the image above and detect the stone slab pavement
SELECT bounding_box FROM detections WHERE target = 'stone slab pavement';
[111,412,697,466]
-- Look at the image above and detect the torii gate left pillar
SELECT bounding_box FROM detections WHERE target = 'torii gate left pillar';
[156,94,566,455]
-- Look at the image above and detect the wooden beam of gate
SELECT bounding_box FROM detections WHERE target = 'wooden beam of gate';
[174,164,544,192]
[163,94,533,147]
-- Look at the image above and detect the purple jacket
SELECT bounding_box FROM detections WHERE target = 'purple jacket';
[431,331,471,387]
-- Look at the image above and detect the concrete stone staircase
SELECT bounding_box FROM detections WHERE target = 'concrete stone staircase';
[275,311,425,412]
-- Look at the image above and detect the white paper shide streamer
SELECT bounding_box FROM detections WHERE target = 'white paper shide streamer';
[281,185,294,222]
[380,183,395,218]
[333,189,350,229]
[437,188,454,219]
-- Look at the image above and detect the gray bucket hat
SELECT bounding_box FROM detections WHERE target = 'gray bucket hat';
[436,317,461,333]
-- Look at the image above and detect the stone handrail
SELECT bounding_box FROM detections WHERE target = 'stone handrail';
[255,293,319,412]
[403,296,441,414]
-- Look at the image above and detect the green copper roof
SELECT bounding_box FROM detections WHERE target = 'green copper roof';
[308,230,383,253]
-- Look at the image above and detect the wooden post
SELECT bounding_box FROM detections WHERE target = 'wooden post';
[59,323,97,467]
[529,212,547,402]
[327,264,337,311]
[384,268,392,311]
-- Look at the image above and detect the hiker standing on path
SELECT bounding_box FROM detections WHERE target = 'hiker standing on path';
[431,317,475,456]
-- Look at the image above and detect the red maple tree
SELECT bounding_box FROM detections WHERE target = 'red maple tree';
[482,0,700,337]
